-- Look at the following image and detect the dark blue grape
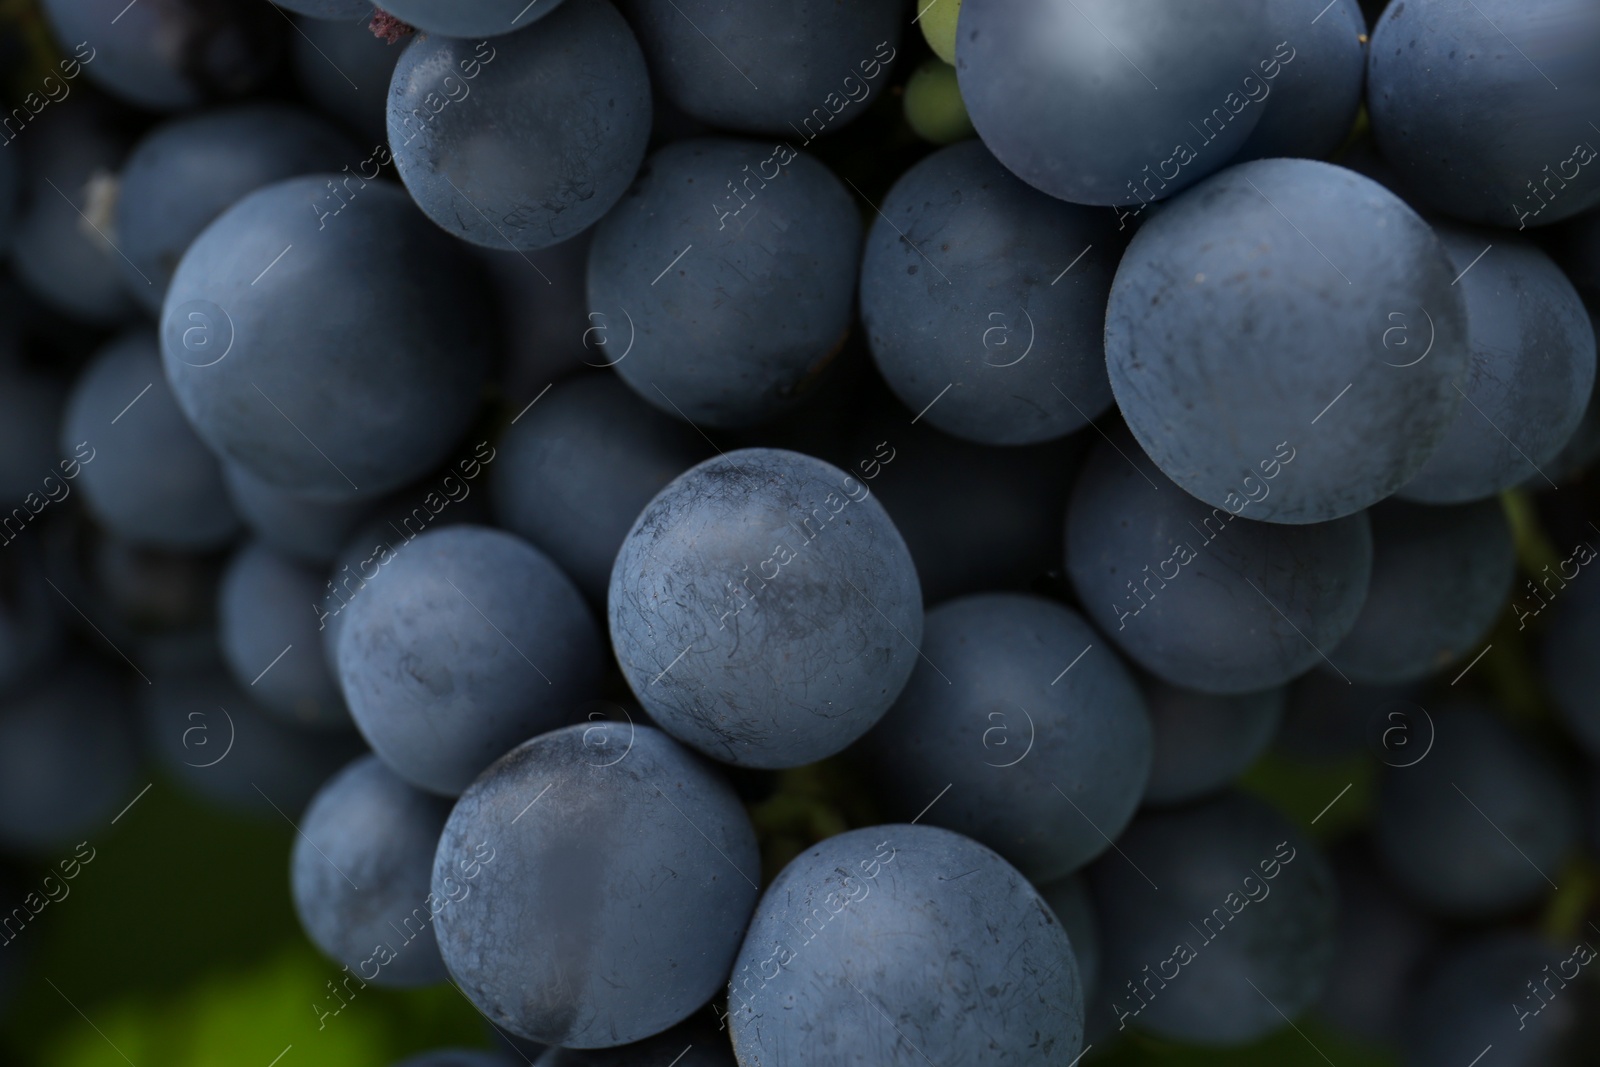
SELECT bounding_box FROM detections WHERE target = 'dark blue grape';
[1089,791,1336,1044]
[1328,498,1514,684]
[1404,933,1593,1067]
[315,469,496,676]
[115,104,355,314]
[222,461,376,567]
[0,663,138,852]
[1368,0,1600,228]
[142,660,366,819]
[852,420,1085,605]
[62,329,240,550]
[1038,873,1101,1001]
[477,234,593,405]
[619,0,900,136]
[729,823,1081,1066]
[433,723,760,1048]
[1140,676,1285,807]
[859,139,1123,445]
[41,0,283,112]
[587,138,860,428]
[859,593,1150,882]
[1375,705,1580,918]
[337,524,601,795]
[0,369,66,506]
[161,175,493,500]
[1105,157,1470,524]
[533,1017,733,1066]
[10,98,138,325]
[291,12,404,145]
[608,448,922,769]
[1398,226,1596,502]
[219,541,352,731]
[956,0,1276,205]
[1065,429,1372,694]
[387,0,650,252]
[276,0,371,18]
[1315,841,1438,1045]
[0,540,66,695]
[490,374,708,606]
[291,754,450,988]
[1236,0,1366,162]
[379,0,564,37]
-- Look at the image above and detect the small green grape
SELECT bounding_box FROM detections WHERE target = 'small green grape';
[904,58,976,145]
[916,0,962,64]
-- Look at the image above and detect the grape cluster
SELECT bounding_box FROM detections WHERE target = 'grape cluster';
[2,0,1600,1064]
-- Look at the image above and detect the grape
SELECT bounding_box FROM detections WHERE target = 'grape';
[477,234,594,403]
[275,0,371,18]
[1105,157,1470,524]
[1368,0,1600,228]
[1235,0,1366,162]
[41,0,283,112]
[316,486,493,676]
[141,660,365,819]
[377,0,566,37]
[221,461,376,567]
[1037,873,1101,1001]
[62,329,240,551]
[1139,677,1285,807]
[956,0,1276,205]
[114,104,355,314]
[1404,933,1594,1067]
[619,0,901,136]
[901,58,974,146]
[729,823,1080,1066]
[608,448,922,769]
[0,663,137,852]
[0,369,66,505]
[1375,704,1580,918]
[851,419,1085,605]
[161,175,493,500]
[336,524,602,795]
[291,754,450,987]
[532,1017,733,1066]
[1275,669,1415,764]
[1065,429,1372,694]
[9,98,138,325]
[432,723,760,1048]
[291,11,404,145]
[587,139,860,428]
[0,540,65,695]
[386,0,650,252]
[1543,561,1600,761]
[219,541,353,731]
[859,592,1151,883]
[858,139,1123,445]
[1088,791,1336,1045]
[1397,225,1596,502]
[1327,498,1514,684]
[1315,841,1438,1045]
[490,374,709,606]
